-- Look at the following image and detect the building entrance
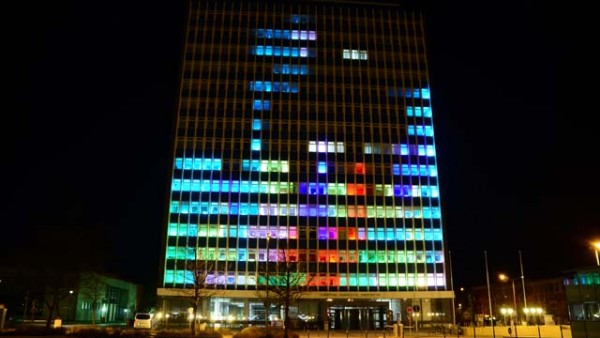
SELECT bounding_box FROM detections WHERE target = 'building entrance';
[327,303,389,330]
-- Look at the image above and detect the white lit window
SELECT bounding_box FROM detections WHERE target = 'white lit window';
[342,49,368,60]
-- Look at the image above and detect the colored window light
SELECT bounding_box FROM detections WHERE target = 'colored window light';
[175,158,222,170]
[364,143,436,156]
[169,201,442,219]
[252,119,261,130]
[249,81,299,93]
[392,164,438,177]
[242,159,289,172]
[256,29,317,40]
[253,100,270,110]
[252,46,314,57]
[251,139,261,151]
[273,64,310,75]
[317,162,327,174]
[406,106,433,117]
[407,125,434,136]
[289,15,311,24]
[388,88,431,98]
[171,179,295,194]
[355,163,365,174]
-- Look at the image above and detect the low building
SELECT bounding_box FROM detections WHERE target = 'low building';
[564,266,600,338]
[45,272,141,324]
[466,275,568,326]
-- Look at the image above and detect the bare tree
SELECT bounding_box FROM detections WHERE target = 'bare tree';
[78,272,107,325]
[174,257,221,336]
[40,268,78,329]
[255,248,313,338]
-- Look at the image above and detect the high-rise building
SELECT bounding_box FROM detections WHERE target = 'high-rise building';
[158,0,453,329]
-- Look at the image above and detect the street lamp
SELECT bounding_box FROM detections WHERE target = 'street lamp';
[498,274,519,337]
[591,241,600,266]
[524,307,543,338]
[500,308,513,326]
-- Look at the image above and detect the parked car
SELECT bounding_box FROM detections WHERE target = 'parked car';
[133,313,153,329]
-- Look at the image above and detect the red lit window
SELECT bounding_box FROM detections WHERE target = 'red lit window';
[318,251,327,262]
[356,184,365,195]
[355,163,365,174]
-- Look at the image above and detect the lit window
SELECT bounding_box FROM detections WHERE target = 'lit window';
[342,49,368,60]
[253,100,270,111]
[407,125,434,136]
[249,81,299,93]
[318,162,327,174]
[252,119,261,130]
[273,64,309,75]
[252,46,314,58]
[355,163,365,174]
[421,88,431,99]
[251,139,261,151]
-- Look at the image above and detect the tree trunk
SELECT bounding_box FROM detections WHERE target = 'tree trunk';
[45,294,58,329]
[191,303,198,336]
[91,300,97,325]
[284,288,290,338]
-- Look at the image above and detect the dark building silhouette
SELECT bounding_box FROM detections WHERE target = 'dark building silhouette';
[158,0,452,328]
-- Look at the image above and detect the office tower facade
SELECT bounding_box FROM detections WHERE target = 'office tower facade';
[158,0,454,329]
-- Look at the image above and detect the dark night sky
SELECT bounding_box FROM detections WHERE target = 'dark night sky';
[3,1,598,293]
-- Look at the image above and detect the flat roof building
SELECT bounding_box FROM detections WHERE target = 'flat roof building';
[158,0,453,329]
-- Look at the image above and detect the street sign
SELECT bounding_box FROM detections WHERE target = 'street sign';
[407,306,413,314]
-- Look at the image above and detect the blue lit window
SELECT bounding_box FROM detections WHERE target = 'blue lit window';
[253,100,270,110]
[249,81,299,93]
[318,162,327,174]
[290,15,311,24]
[406,106,432,117]
[252,119,261,130]
[407,125,434,136]
[252,46,314,58]
[273,64,310,75]
[256,29,316,41]
[251,139,261,151]
[175,157,221,170]
[388,88,431,99]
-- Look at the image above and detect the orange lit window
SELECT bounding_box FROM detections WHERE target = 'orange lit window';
[287,250,298,262]
[347,184,356,196]
[348,228,357,240]
[356,184,365,195]
[355,163,365,174]
[347,206,356,217]
[357,206,366,217]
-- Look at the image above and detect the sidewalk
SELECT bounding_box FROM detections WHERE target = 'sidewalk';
[293,330,469,338]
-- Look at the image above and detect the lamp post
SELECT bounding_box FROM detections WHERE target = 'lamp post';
[524,308,543,338]
[498,274,518,338]
[592,241,600,266]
